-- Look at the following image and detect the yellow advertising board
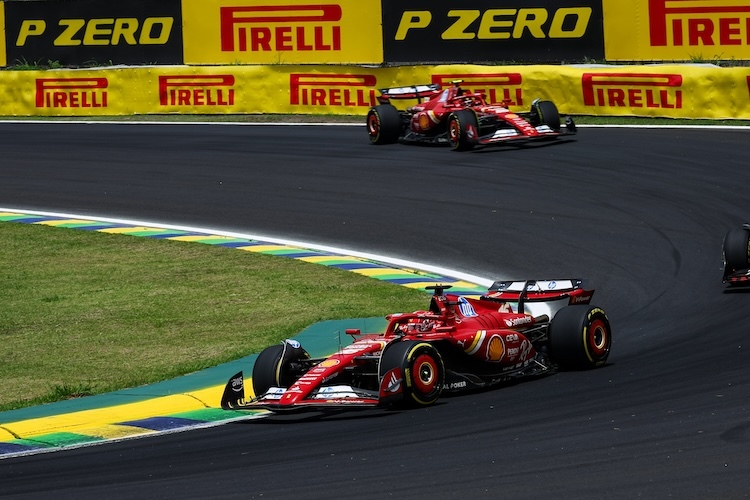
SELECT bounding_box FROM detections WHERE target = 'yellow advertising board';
[0,64,748,119]
[0,2,6,67]
[604,0,750,61]
[181,0,383,65]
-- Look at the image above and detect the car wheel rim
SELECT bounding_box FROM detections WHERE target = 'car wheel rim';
[367,114,380,136]
[588,319,609,357]
[412,353,438,394]
[449,120,460,143]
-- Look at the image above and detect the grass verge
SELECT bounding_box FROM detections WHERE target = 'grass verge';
[0,222,428,412]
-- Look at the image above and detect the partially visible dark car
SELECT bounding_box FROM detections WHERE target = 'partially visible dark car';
[723,224,750,284]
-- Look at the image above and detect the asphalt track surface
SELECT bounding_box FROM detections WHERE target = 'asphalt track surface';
[1,122,749,498]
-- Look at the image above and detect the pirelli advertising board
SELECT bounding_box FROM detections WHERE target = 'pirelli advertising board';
[0,2,6,67]
[3,0,183,67]
[0,64,748,120]
[181,0,383,65]
[604,0,750,61]
[381,0,605,64]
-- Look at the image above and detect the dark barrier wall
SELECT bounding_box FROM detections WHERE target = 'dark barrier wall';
[4,0,183,67]
[382,0,605,64]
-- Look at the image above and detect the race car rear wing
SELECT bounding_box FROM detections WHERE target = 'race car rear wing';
[377,83,441,104]
[482,279,594,315]
[488,279,585,293]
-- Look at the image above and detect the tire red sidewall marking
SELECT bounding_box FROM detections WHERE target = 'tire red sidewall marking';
[587,318,609,357]
[367,114,379,136]
[449,119,459,142]
[411,353,438,394]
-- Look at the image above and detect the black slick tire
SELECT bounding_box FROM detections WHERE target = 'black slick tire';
[367,104,402,145]
[723,226,750,276]
[548,305,611,370]
[448,110,479,151]
[252,341,309,397]
[532,100,561,132]
[379,340,444,407]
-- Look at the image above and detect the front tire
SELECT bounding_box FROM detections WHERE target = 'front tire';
[380,341,444,407]
[723,226,750,277]
[531,100,561,132]
[367,104,402,145]
[548,305,611,369]
[448,110,479,151]
[252,341,310,397]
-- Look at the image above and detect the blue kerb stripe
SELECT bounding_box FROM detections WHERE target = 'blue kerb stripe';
[10,216,54,224]
[279,251,329,258]
[331,263,387,270]
[145,232,193,239]
[214,241,256,248]
[232,241,270,247]
[388,277,447,285]
[0,442,45,453]
[75,224,119,231]
[118,416,202,431]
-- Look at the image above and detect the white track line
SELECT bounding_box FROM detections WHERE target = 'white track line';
[0,207,495,287]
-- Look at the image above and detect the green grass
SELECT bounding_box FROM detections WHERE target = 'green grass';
[0,222,428,411]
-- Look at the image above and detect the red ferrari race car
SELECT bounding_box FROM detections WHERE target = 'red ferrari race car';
[221,280,612,413]
[722,224,750,285]
[366,81,576,151]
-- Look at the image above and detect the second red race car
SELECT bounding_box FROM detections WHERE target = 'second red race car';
[221,279,611,413]
[366,80,577,151]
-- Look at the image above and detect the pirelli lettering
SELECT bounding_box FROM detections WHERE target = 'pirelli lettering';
[158,75,236,107]
[431,73,524,106]
[221,5,342,53]
[649,0,750,47]
[290,74,377,107]
[382,0,605,63]
[36,78,108,109]
[582,73,683,109]
[5,0,183,66]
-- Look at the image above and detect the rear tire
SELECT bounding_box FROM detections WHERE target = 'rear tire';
[367,104,402,145]
[380,341,444,407]
[252,341,310,397]
[548,305,611,369]
[531,100,561,132]
[723,226,750,276]
[448,110,479,151]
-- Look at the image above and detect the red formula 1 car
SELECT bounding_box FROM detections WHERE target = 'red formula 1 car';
[722,224,750,285]
[366,81,576,151]
[221,280,611,413]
